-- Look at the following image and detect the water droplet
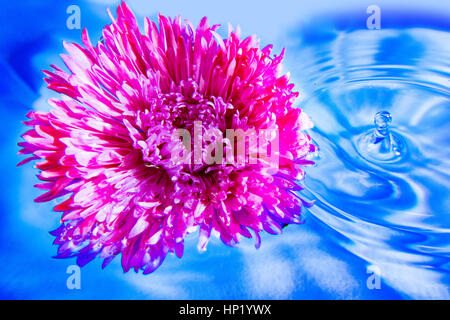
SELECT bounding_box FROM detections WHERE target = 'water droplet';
[374,111,392,137]
[356,111,407,163]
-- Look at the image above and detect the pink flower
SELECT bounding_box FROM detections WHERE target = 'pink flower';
[18,2,316,274]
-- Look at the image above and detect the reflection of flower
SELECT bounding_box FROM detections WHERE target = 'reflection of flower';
[18,2,316,274]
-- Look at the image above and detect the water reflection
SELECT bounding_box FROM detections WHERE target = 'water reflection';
[290,24,450,297]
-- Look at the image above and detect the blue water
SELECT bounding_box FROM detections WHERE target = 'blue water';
[0,0,449,299]
[288,25,450,299]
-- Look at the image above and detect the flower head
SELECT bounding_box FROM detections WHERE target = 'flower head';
[18,2,316,274]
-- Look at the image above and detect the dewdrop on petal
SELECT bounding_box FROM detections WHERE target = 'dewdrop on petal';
[18,2,317,274]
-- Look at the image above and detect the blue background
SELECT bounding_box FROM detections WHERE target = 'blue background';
[0,0,449,299]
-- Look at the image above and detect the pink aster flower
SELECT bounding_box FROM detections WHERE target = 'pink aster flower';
[18,2,316,274]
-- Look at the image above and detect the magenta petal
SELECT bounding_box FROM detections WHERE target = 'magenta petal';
[17,1,316,274]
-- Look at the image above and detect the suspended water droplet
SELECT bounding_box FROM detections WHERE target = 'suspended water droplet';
[374,111,392,138]
[356,111,407,163]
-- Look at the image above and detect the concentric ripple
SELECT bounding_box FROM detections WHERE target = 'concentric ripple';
[290,26,450,293]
